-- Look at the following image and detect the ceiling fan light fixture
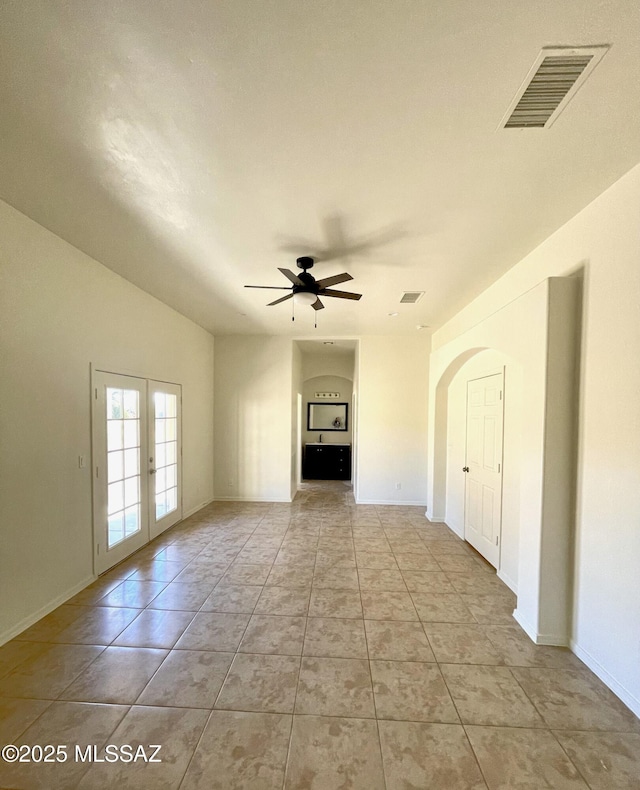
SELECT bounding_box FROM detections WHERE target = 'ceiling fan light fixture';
[293,291,317,306]
[246,256,361,312]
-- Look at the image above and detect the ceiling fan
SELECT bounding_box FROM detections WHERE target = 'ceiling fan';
[244,256,362,311]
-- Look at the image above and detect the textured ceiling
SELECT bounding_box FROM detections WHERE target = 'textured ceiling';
[1,1,639,337]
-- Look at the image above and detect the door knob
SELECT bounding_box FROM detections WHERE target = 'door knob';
[462,466,469,473]
[149,469,156,475]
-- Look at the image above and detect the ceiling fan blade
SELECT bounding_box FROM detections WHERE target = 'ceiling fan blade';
[314,272,353,289]
[245,285,292,290]
[267,293,294,306]
[278,268,305,286]
[311,298,325,311]
[318,289,362,301]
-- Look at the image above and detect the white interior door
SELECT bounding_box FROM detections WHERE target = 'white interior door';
[93,372,150,574]
[464,372,504,567]
[149,381,182,538]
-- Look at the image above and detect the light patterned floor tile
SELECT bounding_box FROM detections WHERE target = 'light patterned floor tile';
[239,614,306,655]
[364,620,435,662]
[553,730,640,790]
[216,653,300,713]
[296,657,375,717]
[76,705,209,789]
[308,588,363,619]
[303,617,368,659]
[371,660,459,723]
[465,726,589,789]
[180,711,292,790]
[137,649,234,708]
[285,715,385,790]
[379,720,488,790]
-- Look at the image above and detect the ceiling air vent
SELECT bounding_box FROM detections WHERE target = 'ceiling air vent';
[500,46,609,129]
[400,291,424,304]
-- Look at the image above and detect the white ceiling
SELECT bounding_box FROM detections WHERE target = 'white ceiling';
[1,1,639,337]
[296,340,357,357]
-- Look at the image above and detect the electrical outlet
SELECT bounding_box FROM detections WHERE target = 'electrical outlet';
[228,480,234,487]
[395,482,401,490]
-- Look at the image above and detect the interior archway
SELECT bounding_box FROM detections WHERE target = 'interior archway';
[436,348,523,591]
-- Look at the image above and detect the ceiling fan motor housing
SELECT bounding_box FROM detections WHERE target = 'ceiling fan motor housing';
[296,273,317,292]
[296,256,315,271]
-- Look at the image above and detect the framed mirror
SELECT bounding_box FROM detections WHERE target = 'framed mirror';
[307,402,348,431]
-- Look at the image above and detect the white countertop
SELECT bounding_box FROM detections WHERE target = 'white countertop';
[305,442,351,446]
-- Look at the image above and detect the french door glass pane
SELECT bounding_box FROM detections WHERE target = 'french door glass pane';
[107,481,124,514]
[123,420,139,448]
[154,392,178,520]
[110,389,123,419]
[107,420,123,450]
[124,505,140,537]
[124,448,139,478]
[107,387,142,548]
[108,450,123,482]
[166,442,176,464]
[108,512,124,544]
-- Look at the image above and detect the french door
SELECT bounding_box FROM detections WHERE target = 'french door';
[148,380,182,540]
[93,371,182,574]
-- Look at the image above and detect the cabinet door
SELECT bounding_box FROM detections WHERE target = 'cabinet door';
[303,447,322,479]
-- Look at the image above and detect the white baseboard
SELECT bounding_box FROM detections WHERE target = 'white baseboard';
[536,633,569,647]
[512,608,536,641]
[183,498,214,519]
[570,640,640,719]
[214,495,292,503]
[426,511,446,522]
[443,520,464,539]
[0,574,96,646]
[497,569,518,595]
[355,499,428,506]
[512,608,568,647]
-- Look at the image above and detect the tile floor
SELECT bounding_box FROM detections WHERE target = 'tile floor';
[1,481,639,789]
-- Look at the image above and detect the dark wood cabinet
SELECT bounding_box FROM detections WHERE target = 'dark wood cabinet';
[303,444,351,480]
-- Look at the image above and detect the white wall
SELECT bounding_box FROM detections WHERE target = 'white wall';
[214,336,293,501]
[302,352,355,382]
[430,163,640,717]
[214,335,429,505]
[357,334,430,505]
[0,200,215,642]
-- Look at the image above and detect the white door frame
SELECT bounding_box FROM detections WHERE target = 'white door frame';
[91,368,183,574]
[148,379,183,539]
[92,371,150,574]
[463,369,505,568]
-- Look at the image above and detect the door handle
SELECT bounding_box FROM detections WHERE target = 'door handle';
[149,469,156,475]
[462,466,469,473]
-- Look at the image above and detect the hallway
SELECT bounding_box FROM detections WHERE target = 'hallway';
[1,485,639,789]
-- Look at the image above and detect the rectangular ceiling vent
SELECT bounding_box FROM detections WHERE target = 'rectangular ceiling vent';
[500,46,609,129]
[400,291,424,304]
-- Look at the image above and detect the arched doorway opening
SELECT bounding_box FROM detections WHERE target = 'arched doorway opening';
[432,348,522,591]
